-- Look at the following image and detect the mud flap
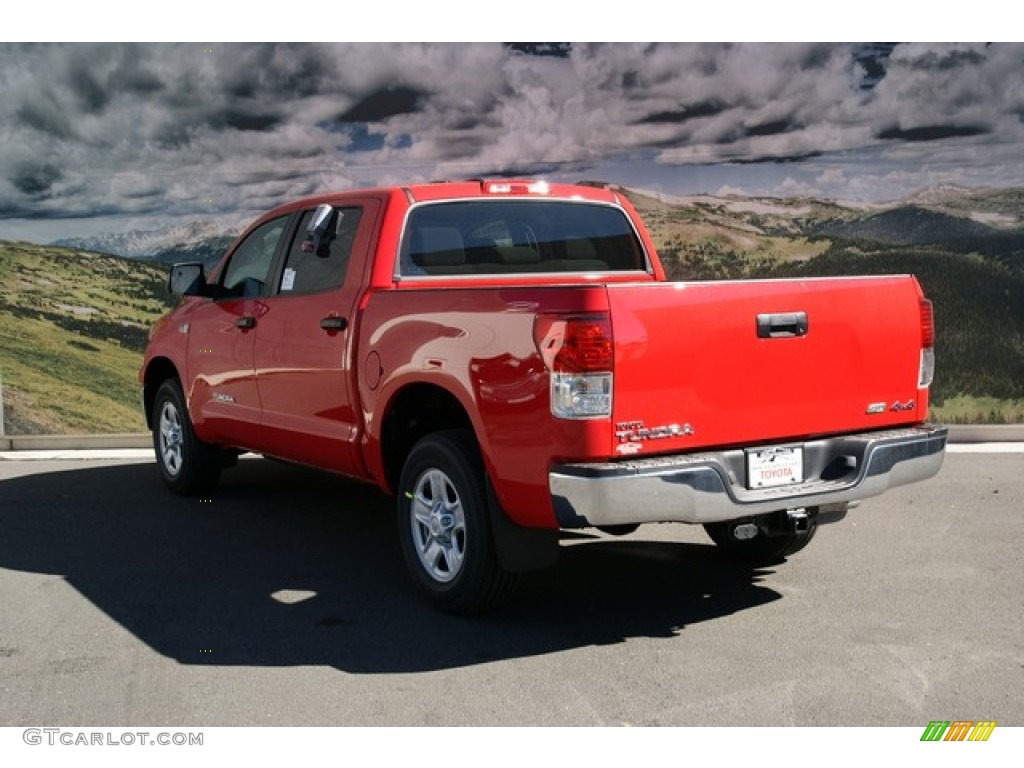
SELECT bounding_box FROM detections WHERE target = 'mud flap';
[486,480,560,573]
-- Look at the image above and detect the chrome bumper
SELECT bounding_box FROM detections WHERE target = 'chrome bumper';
[549,425,948,528]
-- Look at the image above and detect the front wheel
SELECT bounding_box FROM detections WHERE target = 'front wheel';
[396,430,516,614]
[151,379,223,495]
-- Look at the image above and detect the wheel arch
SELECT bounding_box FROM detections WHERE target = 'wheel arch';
[142,356,181,429]
[378,381,476,495]
[377,380,560,575]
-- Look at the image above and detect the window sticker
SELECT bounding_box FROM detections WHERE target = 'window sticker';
[281,267,296,291]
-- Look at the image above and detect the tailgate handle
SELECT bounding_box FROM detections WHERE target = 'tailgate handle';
[757,312,808,338]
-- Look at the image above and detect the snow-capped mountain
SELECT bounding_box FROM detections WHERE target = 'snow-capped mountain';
[53,219,244,265]
[900,184,987,206]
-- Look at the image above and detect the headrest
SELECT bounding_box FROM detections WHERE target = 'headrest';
[500,246,541,265]
[564,238,597,260]
[415,226,466,267]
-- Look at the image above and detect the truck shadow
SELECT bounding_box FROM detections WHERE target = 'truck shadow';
[0,459,782,673]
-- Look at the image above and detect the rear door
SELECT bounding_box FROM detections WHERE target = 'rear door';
[606,276,927,455]
[251,199,381,475]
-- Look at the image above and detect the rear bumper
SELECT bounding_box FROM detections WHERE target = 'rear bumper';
[549,425,948,528]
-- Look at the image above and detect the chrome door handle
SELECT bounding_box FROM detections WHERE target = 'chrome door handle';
[320,316,348,332]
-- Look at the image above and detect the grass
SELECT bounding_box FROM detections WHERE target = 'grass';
[929,396,1024,425]
[0,241,173,434]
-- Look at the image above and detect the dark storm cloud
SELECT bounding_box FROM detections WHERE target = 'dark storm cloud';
[68,63,109,113]
[743,119,803,138]
[432,132,490,160]
[877,124,992,142]
[709,119,806,147]
[63,44,169,111]
[852,42,897,90]
[218,42,338,100]
[474,162,576,178]
[797,44,838,70]
[3,41,1024,241]
[504,43,572,59]
[335,85,425,122]
[151,120,192,150]
[16,93,76,139]
[635,99,731,125]
[901,47,987,71]
[11,164,63,196]
[220,169,317,187]
[218,109,284,132]
[730,151,824,165]
[109,63,164,95]
[120,186,163,200]
[449,115,488,132]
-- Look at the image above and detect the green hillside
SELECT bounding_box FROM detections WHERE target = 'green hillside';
[769,242,1024,414]
[0,241,174,434]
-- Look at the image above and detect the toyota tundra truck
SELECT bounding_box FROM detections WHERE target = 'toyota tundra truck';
[140,179,947,613]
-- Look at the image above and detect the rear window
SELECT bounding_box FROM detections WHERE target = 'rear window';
[398,200,648,277]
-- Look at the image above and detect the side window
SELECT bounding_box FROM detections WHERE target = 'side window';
[278,207,363,295]
[220,216,289,298]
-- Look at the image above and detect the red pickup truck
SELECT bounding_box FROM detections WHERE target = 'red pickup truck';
[140,179,947,613]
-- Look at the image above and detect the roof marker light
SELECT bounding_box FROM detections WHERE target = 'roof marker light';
[482,180,550,195]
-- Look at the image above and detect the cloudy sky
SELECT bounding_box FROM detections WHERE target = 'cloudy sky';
[2,42,1023,242]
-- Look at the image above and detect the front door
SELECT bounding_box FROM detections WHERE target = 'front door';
[185,215,290,448]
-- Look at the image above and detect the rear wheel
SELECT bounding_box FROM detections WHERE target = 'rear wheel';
[396,430,517,614]
[152,379,224,495]
[703,515,817,564]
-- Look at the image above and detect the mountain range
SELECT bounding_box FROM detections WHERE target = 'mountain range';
[54,219,242,267]
[2,183,1020,433]
[49,185,1024,269]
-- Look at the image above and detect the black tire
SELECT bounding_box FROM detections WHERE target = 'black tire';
[596,524,640,537]
[396,430,517,615]
[151,379,223,495]
[703,517,817,564]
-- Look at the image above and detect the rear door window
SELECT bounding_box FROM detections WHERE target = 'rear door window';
[277,207,363,295]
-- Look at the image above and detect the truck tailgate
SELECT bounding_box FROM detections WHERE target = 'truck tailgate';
[606,276,928,454]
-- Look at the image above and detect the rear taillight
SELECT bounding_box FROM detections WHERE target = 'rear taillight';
[534,314,613,419]
[920,299,934,349]
[919,298,935,388]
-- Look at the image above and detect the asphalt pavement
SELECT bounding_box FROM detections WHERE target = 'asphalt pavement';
[0,450,1021,726]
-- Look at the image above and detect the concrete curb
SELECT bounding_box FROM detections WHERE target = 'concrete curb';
[0,433,152,451]
[0,425,1021,454]
[945,425,1024,443]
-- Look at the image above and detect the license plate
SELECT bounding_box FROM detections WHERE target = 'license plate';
[747,446,804,489]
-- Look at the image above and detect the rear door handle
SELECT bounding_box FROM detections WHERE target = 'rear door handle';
[235,316,256,329]
[320,316,348,332]
[757,312,807,338]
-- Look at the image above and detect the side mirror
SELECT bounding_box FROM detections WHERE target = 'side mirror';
[301,204,334,257]
[168,262,207,296]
